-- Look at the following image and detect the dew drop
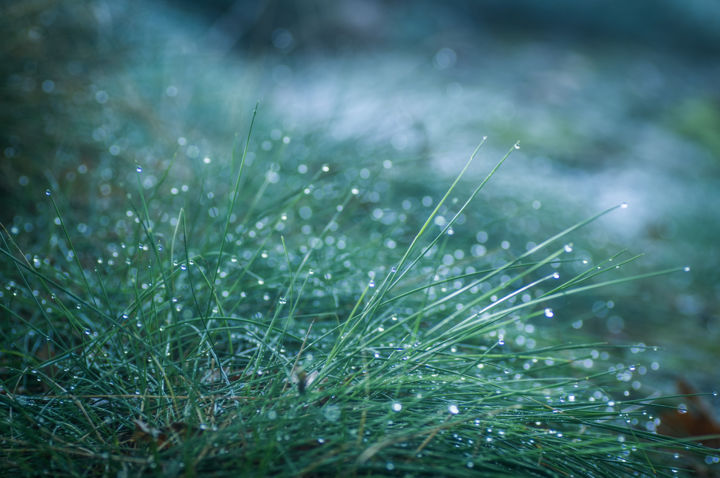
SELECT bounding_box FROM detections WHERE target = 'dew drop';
[563,244,573,253]
[392,402,402,412]
[44,189,51,197]
[368,280,375,288]
[136,166,143,173]
[544,308,554,318]
[448,404,459,415]
[620,202,628,209]
[323,405,340,422]
[683,266,691,272]
[513,142,520,150]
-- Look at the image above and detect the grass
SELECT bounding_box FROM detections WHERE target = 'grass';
[1,106,717,477]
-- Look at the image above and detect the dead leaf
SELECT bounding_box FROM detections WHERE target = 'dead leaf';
[658,380,720,448]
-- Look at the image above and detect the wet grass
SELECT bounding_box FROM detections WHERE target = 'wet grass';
[2,107,718,476]
[3,1,720,475]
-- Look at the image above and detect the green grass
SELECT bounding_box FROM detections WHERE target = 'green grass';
[1,108,717,477]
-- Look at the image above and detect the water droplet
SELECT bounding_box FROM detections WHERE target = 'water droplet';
[678,403,688,414]
[392,402,402,412]
[278,297,287,305]
[203,157,211,164]
[368,280,375,288]
[544,308,554,318]
[323,404,341,422]
[513,142,520,150]
[448,404,459,415]
[321,164,330,172]
[136,165,143,173]
[563,244,573,253]
[552,272,560,279]
[44,189,51,197]
[620,202,628,209]
[267,410,277,420]
[683,266,691,272]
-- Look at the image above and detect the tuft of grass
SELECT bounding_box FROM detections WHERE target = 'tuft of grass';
[1,113,716,477]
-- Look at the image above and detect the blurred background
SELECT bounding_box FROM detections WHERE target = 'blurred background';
[2,0,718,408]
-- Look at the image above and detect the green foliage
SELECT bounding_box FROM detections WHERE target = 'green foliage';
[1,113,714,475]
